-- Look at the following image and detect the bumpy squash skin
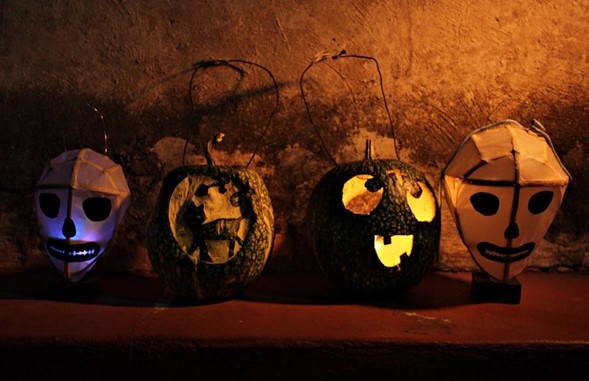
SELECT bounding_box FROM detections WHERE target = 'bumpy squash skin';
[307,159,441,297]
[147,165,274,301]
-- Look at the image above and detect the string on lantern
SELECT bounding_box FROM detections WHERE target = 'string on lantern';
[299,50,400,166]
[182,59,280,168]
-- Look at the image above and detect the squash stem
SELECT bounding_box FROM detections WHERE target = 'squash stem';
[205,133,225,166]
[364,139,373,161]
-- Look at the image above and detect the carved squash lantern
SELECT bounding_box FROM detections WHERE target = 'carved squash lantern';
[302,52,441,296]
[146,59,277,301]
[35,148,131,282]
[307,140,440,296]
[442,119,571,283]
[147,134,274,300]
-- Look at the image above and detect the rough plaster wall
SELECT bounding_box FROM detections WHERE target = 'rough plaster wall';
[0,0,587,276]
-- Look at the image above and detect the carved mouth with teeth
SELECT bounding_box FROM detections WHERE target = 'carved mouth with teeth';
[374,234,414,268]
[477,242,535,264]
[46,239,101,263]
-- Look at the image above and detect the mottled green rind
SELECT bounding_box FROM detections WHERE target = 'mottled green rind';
[307,159,441,297]
[147,165,274,301]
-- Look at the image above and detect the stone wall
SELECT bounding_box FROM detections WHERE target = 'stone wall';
[1,0,587,275]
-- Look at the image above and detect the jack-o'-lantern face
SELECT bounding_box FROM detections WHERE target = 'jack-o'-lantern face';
[442,120,570,282]
[35,149,130,282]
[341,169,437,268]
[168,174,252,264]
[307,150,441,296]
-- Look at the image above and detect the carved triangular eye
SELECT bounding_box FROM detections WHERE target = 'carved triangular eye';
[83,197,112,221]
[470,192,499,216]
[528,191,554,214]
[39,193,60,218]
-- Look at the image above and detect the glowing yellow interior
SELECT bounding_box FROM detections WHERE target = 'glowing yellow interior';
[385,169,436,222]
[342,175,383,215]
[374,234,414,268]
[407,182,437,222]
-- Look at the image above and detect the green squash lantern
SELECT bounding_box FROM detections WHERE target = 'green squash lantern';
[303,51,441,296]
[147,59,277,301]
[307,140,440,296]
[147,134,274,300]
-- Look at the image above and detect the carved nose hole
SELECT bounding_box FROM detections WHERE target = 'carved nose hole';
[62,218,77,238]
[504,222,519,240]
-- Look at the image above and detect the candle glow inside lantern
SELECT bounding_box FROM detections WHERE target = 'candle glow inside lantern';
[307,140,441,296]
[35,148,131,282]
[302,51,441,297]
[442,119,570,286]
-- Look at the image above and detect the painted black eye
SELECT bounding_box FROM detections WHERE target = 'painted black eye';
[528,191,554,214]
[470,192,499,216]
[39,193,60,218]
[83,197,112,221]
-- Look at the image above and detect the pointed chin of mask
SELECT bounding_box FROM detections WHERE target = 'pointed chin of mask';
[46,253,102,282]
[44,239,106,281]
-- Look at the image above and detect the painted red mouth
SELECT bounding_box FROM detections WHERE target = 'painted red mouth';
[477,242,535,264]
[46,239,100,263]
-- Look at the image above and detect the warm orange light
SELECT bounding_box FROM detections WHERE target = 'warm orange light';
[374,234,414,268]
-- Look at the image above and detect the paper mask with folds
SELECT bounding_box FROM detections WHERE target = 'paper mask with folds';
[442,120,570,282]
[35,148,131,282]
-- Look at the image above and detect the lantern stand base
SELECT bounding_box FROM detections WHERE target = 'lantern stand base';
[471,271,521,304]
[46,280,102,302]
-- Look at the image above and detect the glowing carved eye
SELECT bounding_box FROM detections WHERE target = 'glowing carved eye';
[39,193,60,218]
[528,190,554,214]
[83,197,112,221]
[342,174,384,215]
[406,181,436,222]
[470,192,499,216]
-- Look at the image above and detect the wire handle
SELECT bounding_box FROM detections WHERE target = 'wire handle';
[183,59,279,167]
[61,103,109,155]
[299,50,399,166]
[86,103,109,155]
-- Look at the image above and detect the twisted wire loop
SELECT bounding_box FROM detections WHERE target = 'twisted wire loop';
[299,50,399,166]
[183,59,280,167]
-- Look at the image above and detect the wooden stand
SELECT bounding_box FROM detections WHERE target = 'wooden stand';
[471,271,521,304]
[47,280,102,302]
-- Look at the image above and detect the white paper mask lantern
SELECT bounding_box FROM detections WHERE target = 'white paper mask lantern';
[35,148,131,282]
[442,120,570,282]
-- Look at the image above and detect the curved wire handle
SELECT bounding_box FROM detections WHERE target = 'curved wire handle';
[299,50,399,166]
[61,104,109,155]
[183,59,280,167]
[86,103,108,155]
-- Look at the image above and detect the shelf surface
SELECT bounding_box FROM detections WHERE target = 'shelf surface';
[0,270,587,380]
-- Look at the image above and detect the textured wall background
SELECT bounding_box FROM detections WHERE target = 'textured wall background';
[0,0,587,276]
